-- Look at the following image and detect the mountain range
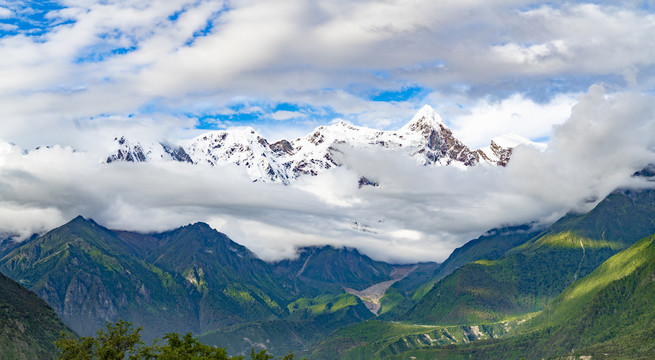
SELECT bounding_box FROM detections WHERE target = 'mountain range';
[106,105,540,183]
[307,186,655,359]
[0,217,436,355]
[0,157,654,358]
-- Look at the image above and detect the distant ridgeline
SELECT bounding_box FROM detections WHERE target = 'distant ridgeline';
[2,186,655,359]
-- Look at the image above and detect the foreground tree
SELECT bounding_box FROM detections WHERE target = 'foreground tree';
[139,332,235,360]
[56,320,143,360]
[56,321,298,360]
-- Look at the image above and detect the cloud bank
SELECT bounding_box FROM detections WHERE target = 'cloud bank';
[1,1,654,262]
[1,86,654,263]
[1,1,654,148]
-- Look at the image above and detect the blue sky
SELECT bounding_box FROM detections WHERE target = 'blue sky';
[1,0,654,149]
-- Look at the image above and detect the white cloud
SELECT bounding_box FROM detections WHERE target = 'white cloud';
[0,7,12,18]
[447,92,577,148]
[0,23,17,32]
[2,1,655,150]
[271,110,306,121]
[1,86,654,264]
[1,2,655,263]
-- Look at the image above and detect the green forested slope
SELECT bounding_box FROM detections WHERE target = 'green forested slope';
[404,189,655,325]
[0,217,403,356]
[0,216,199,339]
[199,293,373,356]
[380,233,655,360]
[515,233,655,359]
[272,245,396,292]
[0,271,73,359]
[0,217,304,341]
[430,225,539,285]
[377,227,535,320]
[308,189,655,360]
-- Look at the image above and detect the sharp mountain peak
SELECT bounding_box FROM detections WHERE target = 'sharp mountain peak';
[401,104,444,132]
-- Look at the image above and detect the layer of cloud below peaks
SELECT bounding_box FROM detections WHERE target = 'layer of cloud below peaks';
[1,86,654,263]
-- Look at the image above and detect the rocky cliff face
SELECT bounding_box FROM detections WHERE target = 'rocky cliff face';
[400,105,479,166]
[475,133,544,167]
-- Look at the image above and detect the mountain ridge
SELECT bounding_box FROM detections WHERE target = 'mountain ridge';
[0,216,431,355]
[305,187,655,359]
[106,106,542,183]
[3,185,655,358]
[402,188,655,326]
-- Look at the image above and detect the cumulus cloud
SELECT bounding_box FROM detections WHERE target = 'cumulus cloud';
[507,85,655,210]
[1,1,655,149]
[0,7,12,18]
[271,110,306,121]
[1,86,654,264]
[447,93,577,148]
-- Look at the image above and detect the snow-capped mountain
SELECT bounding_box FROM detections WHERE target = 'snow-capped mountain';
[106,136,192,164]
[185,127,290,183]
[105,106,539,184]
[399,105,478,166]
[475,133,546,167]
